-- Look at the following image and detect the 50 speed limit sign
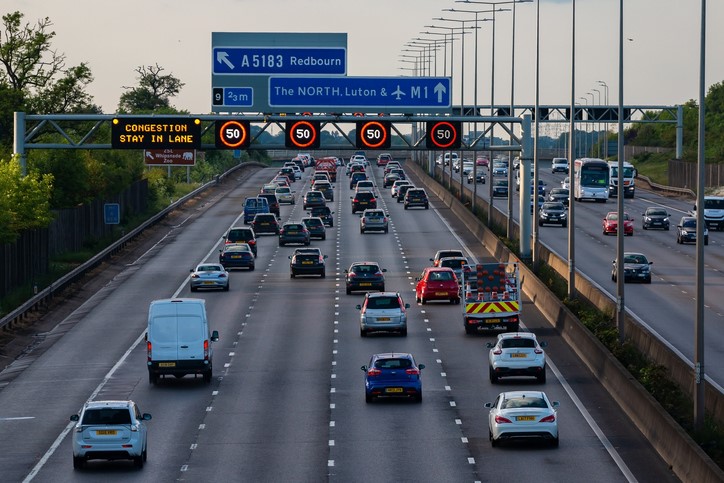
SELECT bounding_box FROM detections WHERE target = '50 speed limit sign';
[285,120,320,149]
[355,120,391,149]
[215,120,251,149]
[426,121,461,149]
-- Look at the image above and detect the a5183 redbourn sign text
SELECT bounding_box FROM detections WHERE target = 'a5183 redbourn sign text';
[111,118,202,149]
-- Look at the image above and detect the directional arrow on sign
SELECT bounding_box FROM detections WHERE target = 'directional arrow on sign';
[216,51,234,70]
[434,83,447,103]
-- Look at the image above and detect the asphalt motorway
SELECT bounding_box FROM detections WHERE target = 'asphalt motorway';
[443,161,724,389]
[0,161,679,482]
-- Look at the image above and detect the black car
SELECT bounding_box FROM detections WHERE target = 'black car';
[547,188,570,206]
[302,216,326,240]
[350,172,368,190]
[303,190,326,210]
[676,216,708,245]
[279,167,296,182]
[404,188,429,210]
[383,172,400,188]
[258,193,280,217]
[289,248,327,278]
[396,184,415,203]
[219,243,255,270]
[351,191,377,214]
[492,179,509,198]
[467,171,486,184]
[251,213,280,235]
[312,180,334,201]
[642,207,671,230]
[611,252,652,283]
[538,202,568,227]
[279,222,310,246]
[345,262,386,294]
[223,226,257,256]
[308,206,335,227]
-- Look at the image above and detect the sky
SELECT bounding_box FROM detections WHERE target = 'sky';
[5,0,724,116]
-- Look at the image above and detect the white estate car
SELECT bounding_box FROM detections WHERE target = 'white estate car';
[485,391,560,447]
[487,332,547,383]
[70,400,151,469]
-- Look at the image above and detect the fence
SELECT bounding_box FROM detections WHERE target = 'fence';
[668,159,724,190]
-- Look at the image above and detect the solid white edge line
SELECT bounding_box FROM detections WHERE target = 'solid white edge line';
[23,225,224,481]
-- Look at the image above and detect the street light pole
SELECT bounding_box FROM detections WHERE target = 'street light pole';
[593,88,601,157]
[567,0,577,300]
[597,80,609,159]
[579,97,588,156]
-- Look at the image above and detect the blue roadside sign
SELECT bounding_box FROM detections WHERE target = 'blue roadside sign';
[104,203,120,225]
[213,47,346,75]
[268,76,451,112]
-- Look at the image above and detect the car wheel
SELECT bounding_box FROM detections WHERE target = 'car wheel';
[611,273,616,282]
[320,271,326,278]
[705,239,709,245]
[134,455,144,468]
[538,220,543,226]
[290,272,295,279]
[562,222,568,228]
[465,326,475,335]
[279,241,285,247]
[538,369,547,383]
[489,367,498,383]
[346,287,352,295]
[384,227,388,234]
[330,221,334,227]
[415,392,422,403]
[380,285,385,292]
[223,283,230,291]
[305,241,310,246]
[425,204,429,209]
[322,234,326,240]
[665,225,669,231]
[643,225,647,230]
[491,434,499,447]
[551,436,559,448]
[203,368,212,384]
[365,392,373,403]
[143,445,147,462]
[148,371,157,385]
[73,456,84,470]
[400,328,407,337]
[404,205,408,210]
[645,277,652,284]
[421,297,427,305]
[360,228,364,234]
[190,286,197,292]
[360,328,367,337]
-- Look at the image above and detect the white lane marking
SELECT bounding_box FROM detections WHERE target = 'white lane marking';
[0,416,34,421]
[547,356,638,482]
[461,437,468,443]
[468,458,475,464]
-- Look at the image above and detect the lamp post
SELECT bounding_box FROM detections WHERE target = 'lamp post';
[579,97,588,156]
[592,88,601,157]
[586,92,595,157]
[419,31,460,77]
[434,17,478,201]
[597,80,609,159]
[568,0,577,300]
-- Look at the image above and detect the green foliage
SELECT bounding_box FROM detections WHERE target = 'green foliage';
[0,156,53,242]
[117,64,184,113]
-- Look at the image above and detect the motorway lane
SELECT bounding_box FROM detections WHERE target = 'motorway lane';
[1,161,678,482]
[454,162,724,388]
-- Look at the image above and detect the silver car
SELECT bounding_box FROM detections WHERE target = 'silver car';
[360,209,389,234]
[357,292,410,337]
[70,400,151,469]
[189,263,230,291]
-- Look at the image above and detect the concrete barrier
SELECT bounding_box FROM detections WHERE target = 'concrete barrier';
[406,159,724,482]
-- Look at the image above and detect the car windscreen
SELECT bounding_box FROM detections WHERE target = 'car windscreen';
[704,199,724,210]
[374,358,412,369]
[366,296,399,309]
[82,408,132,425]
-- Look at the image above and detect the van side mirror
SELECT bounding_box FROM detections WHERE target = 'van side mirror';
[418,364,425,370]
[356,305,362,310]
[405,304,410,309]
[211,330,219,342]
[361,365,368,372]
[144,332,148,341]
[70,414,79,422]
[142,413,152,421]
[484,402,494,409]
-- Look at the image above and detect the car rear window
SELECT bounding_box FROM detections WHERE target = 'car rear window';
[227,229,251,242]
[429,271,453,281]
[441,260,465,270]
[82,408,132,425]
[501,338,536,349]
[374,358,412,369]
[285,224,304,230]
[352,264,378,273]
[366,296,399,309]
[502,396,547,409]
[356,192,374,200]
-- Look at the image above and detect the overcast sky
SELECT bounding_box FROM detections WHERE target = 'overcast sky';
[6,0,723,114]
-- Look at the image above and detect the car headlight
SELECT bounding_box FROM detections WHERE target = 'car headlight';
[560,212,567,218]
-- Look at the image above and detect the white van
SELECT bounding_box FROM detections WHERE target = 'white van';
[146,298,219,384]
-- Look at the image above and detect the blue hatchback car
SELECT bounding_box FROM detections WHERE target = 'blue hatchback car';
[361,353,425,403]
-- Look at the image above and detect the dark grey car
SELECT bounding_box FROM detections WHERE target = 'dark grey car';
[538,202,568,227]
[642,207,671,230]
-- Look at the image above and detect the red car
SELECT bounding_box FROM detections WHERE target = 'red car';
[415,267,460,305]
[602,211,634,236]
[476,156,489,167]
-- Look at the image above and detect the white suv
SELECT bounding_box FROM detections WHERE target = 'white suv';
[487,332,547,383]
[551,157,569,174]
[70,400,151,469]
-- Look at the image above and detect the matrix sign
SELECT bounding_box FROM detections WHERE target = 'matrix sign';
[426,121,461,149]
[356,120,391,149]
[284,120,320,149]
[111,118,201,149]
[215,120,251,149]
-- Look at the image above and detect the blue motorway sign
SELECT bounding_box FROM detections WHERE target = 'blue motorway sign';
[213,87,254,107]
[104,203,120,225]
[213,47,346,75]
[268,77,451,112]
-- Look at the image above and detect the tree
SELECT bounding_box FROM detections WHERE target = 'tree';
[118,64,184,113]
[0,155,53,243]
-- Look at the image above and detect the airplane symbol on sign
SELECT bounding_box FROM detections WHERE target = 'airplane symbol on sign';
[392,85,406,101]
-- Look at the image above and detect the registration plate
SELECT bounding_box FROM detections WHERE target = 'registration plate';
[203,281,215,285]
[516,416,536,421]
[95,429,117,436]
[231,255,241,259]
[261,223,269,226]
[302,261,313,265]
[377,317,390,322]
[158,362,176,367]
[360,282,372,286]
[510,353,526,358]
[385,387,403,393]
[485,318,502,324]
[435,292,448,296]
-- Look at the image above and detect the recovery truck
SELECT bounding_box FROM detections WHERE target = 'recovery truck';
[315,157,338,182]
[461,262,521,334]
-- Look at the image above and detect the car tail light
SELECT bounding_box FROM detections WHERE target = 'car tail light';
[495,415,513,424]
[318,256,324,263]
[191,274,200,279]
[493,349,502,355]
[374,271,383,277]
[405,368,420,375]
[367,368,381,376]
[534,348,543,354]
[248,240,256,246]
[147,341,152,361]
[353,198,359,203]
[540,414,556,423]
[219,273,228,278]
[280,229,285,235]
[382,217,387,222]
[370,198,376,203]
[349,272,357,277]
[204,340,209,361]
